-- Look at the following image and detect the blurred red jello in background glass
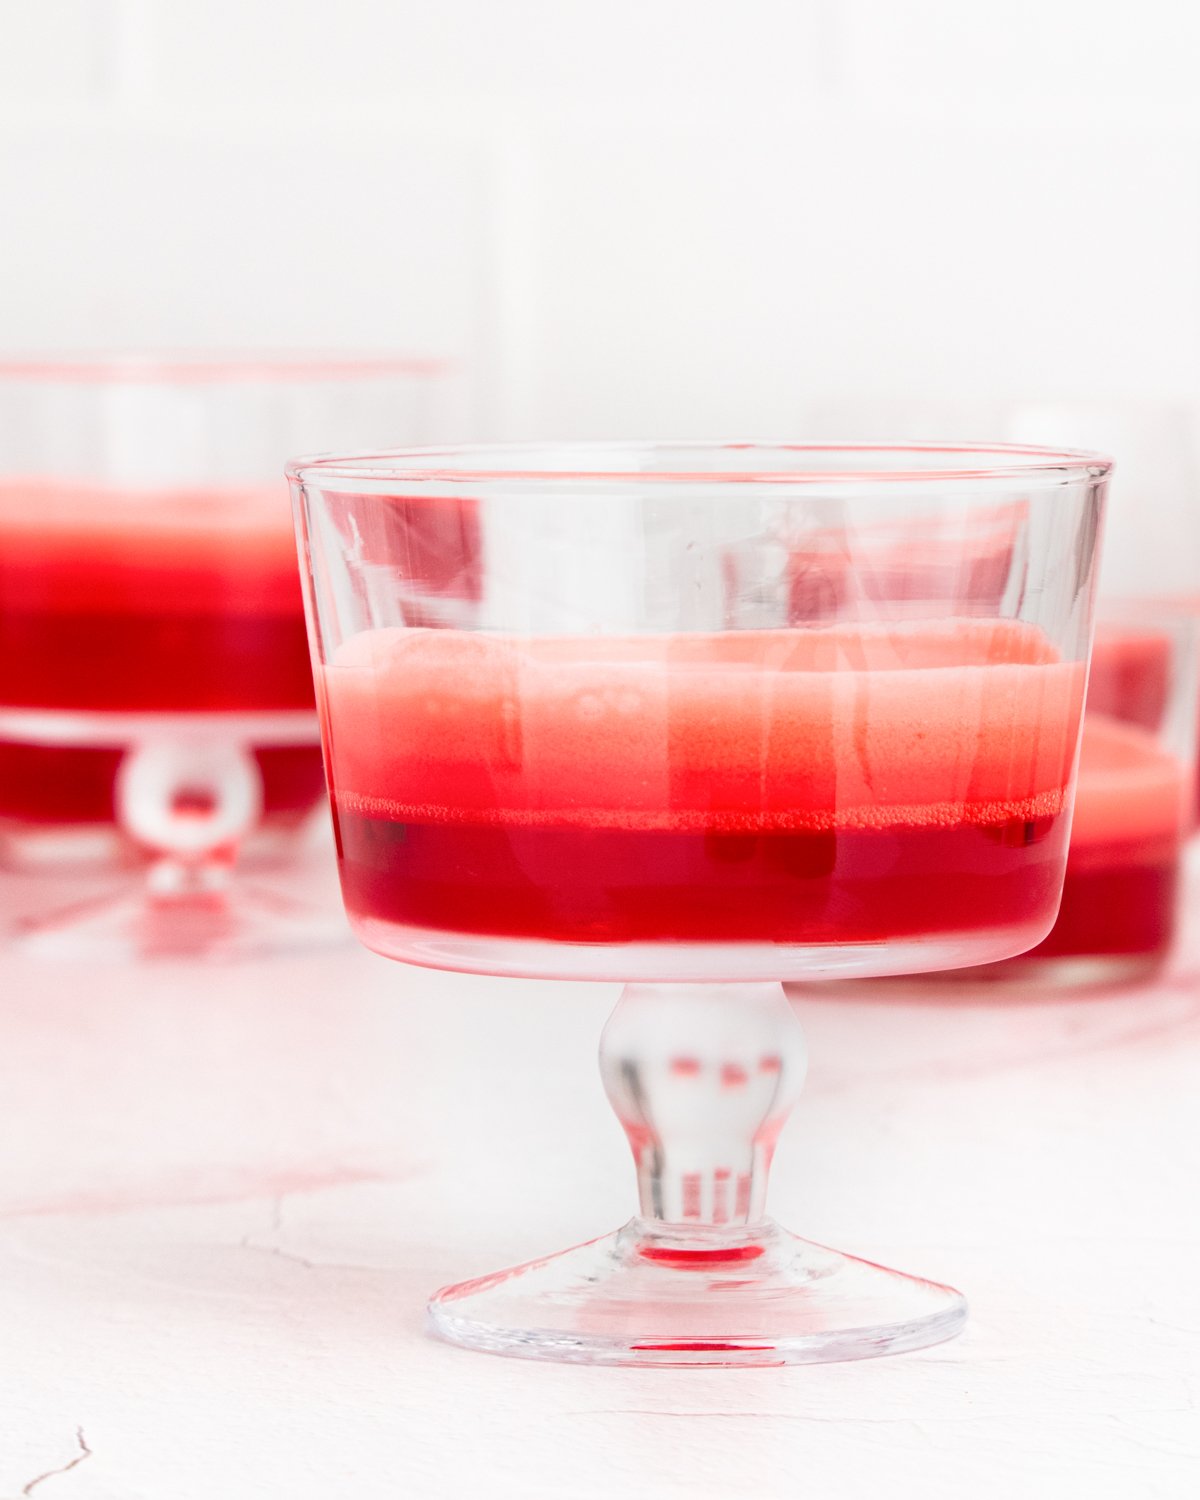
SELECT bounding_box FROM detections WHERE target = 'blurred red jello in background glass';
[0,479,320,831]
[783,499,1197,995]
[0,355,463,875]
[1132,596,1200,820]
[1083,626,1172,732]
[972,612,1197,984]
[788,500,1024,623]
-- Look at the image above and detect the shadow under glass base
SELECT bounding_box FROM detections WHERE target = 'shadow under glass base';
[13,881,350,962]
[429,1219,967,1367]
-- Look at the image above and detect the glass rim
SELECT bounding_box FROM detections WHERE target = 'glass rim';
[0,350,452,384]
[286,439,1113,488]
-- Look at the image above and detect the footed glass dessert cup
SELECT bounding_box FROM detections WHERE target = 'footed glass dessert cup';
[963,603,1197,986]
[290,441,1109,1366]
[0,354,459,958]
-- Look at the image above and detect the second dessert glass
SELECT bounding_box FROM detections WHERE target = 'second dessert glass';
[290,441,1108,1365]
[0,353,461,957]
[974,605,1197,984]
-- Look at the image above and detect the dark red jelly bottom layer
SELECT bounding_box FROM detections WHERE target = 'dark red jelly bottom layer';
[332,810,1071,947]
[1016,847,1179,963]
[0,742,327,826]
[0,608,315,713]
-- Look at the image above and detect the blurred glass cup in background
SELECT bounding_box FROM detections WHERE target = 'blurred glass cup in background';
[0,353,461,957]
[974,604,1197,985]
[793,400,1200,990]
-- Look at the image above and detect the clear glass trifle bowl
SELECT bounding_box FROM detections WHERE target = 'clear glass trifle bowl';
[289,442,1109,1366]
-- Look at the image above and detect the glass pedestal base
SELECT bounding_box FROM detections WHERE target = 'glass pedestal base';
[14,881,349,962]
[429,1219,967,1367]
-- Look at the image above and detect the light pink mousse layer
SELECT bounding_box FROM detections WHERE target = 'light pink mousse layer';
[0,478,297,615]
[320,619,1085,835]
[1069,715,1190,849]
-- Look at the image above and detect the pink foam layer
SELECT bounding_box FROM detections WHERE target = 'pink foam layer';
[321,621,1084,832]
[1068,715,1190,849]
[330,786,1068,834]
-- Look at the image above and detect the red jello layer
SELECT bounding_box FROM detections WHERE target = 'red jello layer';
[1010,715,1189,965]
[0,478,323,829]
[333,814,1070,947]
[1085,627,1172,735]
[0,610,314,712]
[1025,850,1179,962]
[0,741,326,827]
[0,479,313,712]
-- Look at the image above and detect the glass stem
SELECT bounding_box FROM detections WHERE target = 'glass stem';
[599,983,807,1230]
[114,737,263,904]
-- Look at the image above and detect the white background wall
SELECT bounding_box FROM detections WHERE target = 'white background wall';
[6,0,1200,561]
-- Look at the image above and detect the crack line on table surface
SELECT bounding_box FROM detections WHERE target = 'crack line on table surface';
[1146,1316,1200,1336]
[237,1236,385,1275]
[20,1427,91,1496]
[238,1234,317,1270]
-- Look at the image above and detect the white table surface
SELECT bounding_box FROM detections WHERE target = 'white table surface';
[0,844,1198,1500]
